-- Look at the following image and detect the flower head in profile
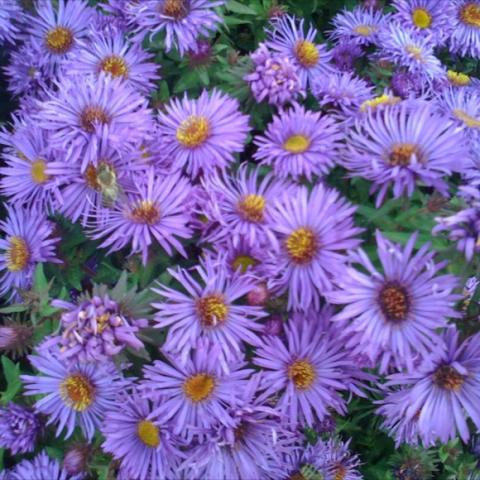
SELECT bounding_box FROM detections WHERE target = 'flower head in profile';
[0,403,42,455]
[328,231,461,372]
[133,0,225,56]
[158,89,250,178]
[0,204,60,301]
[254,103,342,180]
[344,102,471,206]
[102,389,185,480]
[267,184,362,311]
[141,342,253,440]
[88,169,193,265]
[449,0,480,58]
[21,347,127,440]
[378,327,480,446]
[10,451,83,480]
[152,253,267,365]
[266,15,335,89]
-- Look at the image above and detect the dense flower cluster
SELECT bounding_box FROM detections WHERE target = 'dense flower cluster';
[0,0,479,478]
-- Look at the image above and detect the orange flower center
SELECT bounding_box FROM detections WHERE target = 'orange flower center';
[162,0,188,19]
[286,228,318,265]
[288,360,316,390]
[196,294,229,327]
[378,283,409,322]
[80,106,110,133]
[130,200,161,225]
[6,236,30,272]
[60,374,95,411]
[100,55,128,78]
[183,373,215,402]
[45,26,74,54]
[388,143,418,166]
[433,365,465,391]
[460,3,480,27]
[176,115,210,148]
[237,194,266,222]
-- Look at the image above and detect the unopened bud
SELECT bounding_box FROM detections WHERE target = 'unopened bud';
[263,315,283,336]
[247,284,269,306]
[63,444,90,476]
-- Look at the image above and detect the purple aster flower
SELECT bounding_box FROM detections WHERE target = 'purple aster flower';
[51,294,147,364]
[0,204,60,301]
[378,23,446,82]
[267,184,362,311]
[102,389,184,480]
[0,403,42,455]
[253,308,371,428]
[10,451,83,480]
[254,103,342,181]
[87,169,193,265]
[133,0,225,56]
[312,71,374,119]
[434,208,480,261]
[391,70,425,99]
[152,253,267,365]
[378,327,480,446]
[314,438,363,480]
[25,0,94,72]
[331,41,364,71]
[449,0,480,58]
[66,31,160,94]
[344,102,471,207]
[266,15,335,89]
[0,1,21,45]
[244,43,304,107]
[328,231,461,373]
[202,165,292,247]
[392,0,454,45]
[141,341,253,440]
[21,347,126,440]
[181,374,295,479]
[329,7,390,46]
[157,89,250,178]
[34,73,152,170]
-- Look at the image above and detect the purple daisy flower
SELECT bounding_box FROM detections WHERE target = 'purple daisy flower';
[25,0,94,71]
[329,7,390,46]
[244,43,304,107]
[0,204,60,301]
[378,327,480,446]
[254,103,342,181]
[51,294,147,364]
[328,231,461,373]
[152,253,267,365]
[66,31,160,94]
[10,451,83,480]
[253,309,371,428]
[22,347,127,441]
[378,23,445,82]
[392,0,454,45]
[331,41,364,71]
[87,169,193,265]
[202,165,292,247]
[34,73,152,170]
[266,15,335,89]
[141,341,253,439]
[449,0,480,58]
[343,102,471,207]
[133,0,225,56]
[157,89,250,178]
[101,389,184,480]
[267,184,362,311]
[0,403,42,455]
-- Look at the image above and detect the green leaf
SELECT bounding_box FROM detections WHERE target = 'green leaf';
[226,0,258,15]
[1,356,21,404]
[0,304,28,314]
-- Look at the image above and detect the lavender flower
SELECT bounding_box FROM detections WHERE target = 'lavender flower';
[449,0,480,58]
[10,451,83,480]
[0,0,21,45]
[331,41,364,71]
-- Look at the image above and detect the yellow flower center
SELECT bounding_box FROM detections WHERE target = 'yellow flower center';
[137,420,160,448]
[286,227,318,265]
[288,360,316,390]
[6,236,30,272]
[378,283,409,322]
[100,55,129,78]
[360,94,400,112]
[294,40,319,68]
[405,44,424,62]
[412,8,432,29]
[162,0,188,19]
[453,109,480,128]
[196,294,229,327]
[354,24,376,36]
[31,159,49,184]
[232,255,257,273]
[433,365,465,391]
[45,26,74,54]
[60,374,95,412]
[80,106,110,133]
[237,194,266,222]
[447,70,471,86]
[183,373,216,403]
[388,143,419,166]
[283,134,310,154]
[460,3,480,27]
[130,200,161,225]
[176,115,210,148]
